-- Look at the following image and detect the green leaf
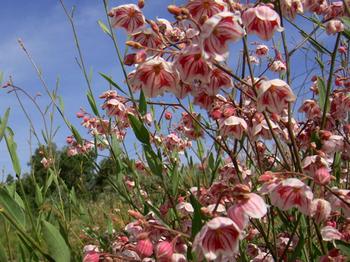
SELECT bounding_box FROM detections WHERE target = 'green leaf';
[333,152,342,183]
[35,184,43,206]
[0,108,10,142]
[4,128,21,175]
[87,91,99,116]
[41,220,71,262]
[190,194,203,240]
[0,72,3,85]
[139,90,147,116]
[317,77,329,112]
[70,125,82,145]
[0,187,26,227]
[98,20,112,37]
[335,240,350,257]
[128,114,150,144]
[99,73,127,95]
[144,145,162,177]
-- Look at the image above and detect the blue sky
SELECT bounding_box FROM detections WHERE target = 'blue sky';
[0,0,334,180]
[0,0,171,178]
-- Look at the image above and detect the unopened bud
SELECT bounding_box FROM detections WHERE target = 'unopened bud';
[168,5,182,16]
[180,7,190,16]
[128,210,144,220]
[126,41,144,49]
[137,0,145,9]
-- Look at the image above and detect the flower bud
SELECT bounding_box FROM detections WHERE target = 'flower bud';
[165,111,172,120]
[311,199,331,223]
[155,241,173,261]
[138,0,145,9]
[167,5,182,16]
[125,41,144,49]
[128,210,144,220]
[314,167,331,185]
[136,238,153,257]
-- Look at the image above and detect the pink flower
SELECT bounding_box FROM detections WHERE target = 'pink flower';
[235,192,268,219]
[83,252,100,262]
[255,44,269,56]
[227,205,249,231]
[298,99,322,119]
[270,178,313,215]
[311,199,331,223]
[302,155,329,175]
[109,4,145,33]
[201,12,245,61]
[280,0,304,19]
[325,19,344,35]
[155,241,174,261]
[314,167,331,185]
[270,60,286,73]
[175,45,212,84]
[133,57,178,97]
[321,226,343,241]
[131,28,164,51]
[242,5,283,41]
[186,0,227,22]
[257,79,296,114]
[192,217,241,260]
[219,116,248,139]
[136,238,154,257]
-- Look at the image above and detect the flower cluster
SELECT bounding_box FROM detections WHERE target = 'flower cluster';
[68,0,350,261]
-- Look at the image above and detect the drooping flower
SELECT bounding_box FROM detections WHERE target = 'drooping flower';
[131,28,164,51]
[133,57,178,97]
[280,0,304,19]
[206,68,233,95]
[270,178,313,215]
[242,5,284,40]
[321,226,343,241]
[155,241,174,261]
[136,238,154,257]
[255,44,269,56]
[219,116,248,139]
[298,99,322,119]
[192,217,241,261]
[201,12,245,61]
[325,19,344,35]
[175,45,212,84]
[186,0,227,22]
[109,4,145,33]
[257,79,296,114]
[311,199,332,223]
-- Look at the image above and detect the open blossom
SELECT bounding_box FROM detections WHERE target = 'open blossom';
[255,44,269,56]
[192,217,241,261]
[133,57,178,97]
[201,12,245,61]
[219,116,248,139]
[298,99,322,119]
[109,4,145,33]
[321,226,343,241]
[257,79,296,114]
[206,68,233,95]
[242,5,283,41]
[270,178,313,215]
[311,199,331,223]
[186,0,227,22]
[175,45,212,84]
[131,28,164,51]
[270,60,286,73]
